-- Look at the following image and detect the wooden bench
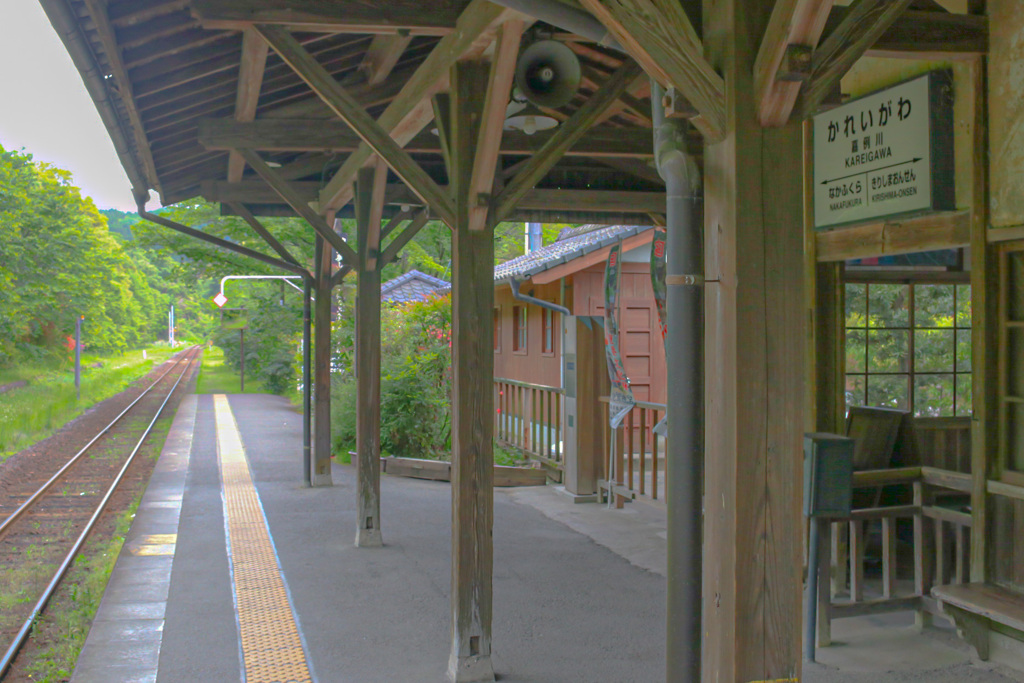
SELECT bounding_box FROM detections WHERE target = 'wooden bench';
[932,583,1024,660]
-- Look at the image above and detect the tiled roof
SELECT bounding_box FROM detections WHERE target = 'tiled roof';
[493,224,652,282]
[381,269,450,303]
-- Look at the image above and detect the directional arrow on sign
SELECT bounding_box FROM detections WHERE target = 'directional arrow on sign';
[213,291,228,308]
[821,158,921,185]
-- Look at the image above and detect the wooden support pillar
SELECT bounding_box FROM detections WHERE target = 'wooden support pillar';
[448,59,495,683]
[311,234,334,487]
[355,166,383,547]
[702,0,804,678]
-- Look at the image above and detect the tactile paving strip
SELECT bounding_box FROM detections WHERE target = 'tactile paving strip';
[214,395,312,683]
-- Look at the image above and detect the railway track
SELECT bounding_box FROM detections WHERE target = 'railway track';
[0,345,202,679]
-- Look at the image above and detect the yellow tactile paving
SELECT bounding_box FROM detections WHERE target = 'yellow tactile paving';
[214,394,312,683]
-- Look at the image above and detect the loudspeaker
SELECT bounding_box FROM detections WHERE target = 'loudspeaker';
[514,40,581,109]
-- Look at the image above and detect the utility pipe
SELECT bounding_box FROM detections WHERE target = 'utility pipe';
[509,277,571,316]
[303,277,312,487]
[653,80,704,682]
[487,0,623,51]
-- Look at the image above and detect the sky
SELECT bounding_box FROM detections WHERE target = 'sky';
[0,3,136,211]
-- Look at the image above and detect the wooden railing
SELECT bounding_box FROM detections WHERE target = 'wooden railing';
[598,398,667,504]
[814,466,973,646]
[493,377,563,474]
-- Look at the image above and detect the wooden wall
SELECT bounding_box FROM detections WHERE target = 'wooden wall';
[990,495,1024,593]
[912,417,972,473]
[989,0,1024,230]
[493,281,562,386]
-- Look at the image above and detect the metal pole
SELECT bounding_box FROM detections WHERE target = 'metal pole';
[239,327,245,393]
[74,316,82,401]
[653,81,704,682]
[303,277,312,486]
[805,517,821,662]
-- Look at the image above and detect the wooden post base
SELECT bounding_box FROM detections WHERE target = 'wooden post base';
[354,527,383,548]
[447,651,495,683]
[946,605,990,660]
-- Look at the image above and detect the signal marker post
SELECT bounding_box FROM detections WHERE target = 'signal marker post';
[74,316,82,401]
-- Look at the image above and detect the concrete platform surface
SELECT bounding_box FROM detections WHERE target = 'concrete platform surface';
[73,392,1024,682]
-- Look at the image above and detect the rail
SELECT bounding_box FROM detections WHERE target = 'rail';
[598,397,666,504]
[813,465,973,647]
[0,346,201,677]
[493,378,564,475]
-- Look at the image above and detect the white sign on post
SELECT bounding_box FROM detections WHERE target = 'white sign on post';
[813,71,954,230]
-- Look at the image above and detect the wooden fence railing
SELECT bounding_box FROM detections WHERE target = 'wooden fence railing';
[598,398,667,504]
[493,377,563,474]
[814,465,972,646]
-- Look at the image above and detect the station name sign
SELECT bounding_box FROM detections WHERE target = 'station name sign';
[813,70,954,230]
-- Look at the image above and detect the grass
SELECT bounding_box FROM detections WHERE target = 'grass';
[0,344,180,461]
[194,346,268,395]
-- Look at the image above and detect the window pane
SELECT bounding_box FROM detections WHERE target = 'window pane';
[914,373,955,417]
[1007,402,1024,472]
[867,284,909,328]
[868,329,909,373]
[1011,329,1024,398]
[914,329,955,372]
[846,375,866,408]
[1009,252,1024,321]
[956,329,972,372]
[956,374,973,417]
[846,283,867,327]
[914,284,955,328]
[846,329,866,372]
[868,375,909,410]
[955,284,972,327]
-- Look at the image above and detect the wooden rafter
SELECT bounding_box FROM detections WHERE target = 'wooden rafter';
[754,0,835,127]
[317,1,519,212]
[360,34,414,85]
[493,60,644,224]
[824,7,988,59]
[227,29,269,182]
[798,0,915,118]
[578,0,725,141]
[79,0,162,192]
[191,0,463,35]
[257,24,456,226]
[197,118,655,157]
[236,148,359,265]
[469,19,523,232]
[227,201,307,270]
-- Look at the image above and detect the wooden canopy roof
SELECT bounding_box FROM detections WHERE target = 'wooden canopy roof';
[40,0,986,225]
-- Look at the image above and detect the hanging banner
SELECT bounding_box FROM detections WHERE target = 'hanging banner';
[604,244,635,429]
[650,228,668,437]
[813,70,954,230]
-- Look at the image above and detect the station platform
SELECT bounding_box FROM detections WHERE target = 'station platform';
[69,393,1020,683]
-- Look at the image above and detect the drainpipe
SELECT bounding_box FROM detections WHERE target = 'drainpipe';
[509,278,571,316]
[486,0,623,51]
[653,80,704,682]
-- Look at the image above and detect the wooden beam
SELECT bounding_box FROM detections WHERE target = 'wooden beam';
[380,208,414,244]
[360,33,414,85]
[380,210,431,266]
[257,24,456,227]
[432,94,453,181]
[824,7,988,60]
[227,29,269,182]
[330,263,352,288]
[578,0,725,141]
[798,0,915,118]
[361,161,389,271]
[317,1,518,211]
[493,60,644,224]
[814,211,971,262]
[469,19,523,232]
[754,0,834,126]
[448,58,496,683]
[236,147,359,265]
[198,118,655,157]
[191,0,462,34]
[355,165,383,547]
[227,201,307,269]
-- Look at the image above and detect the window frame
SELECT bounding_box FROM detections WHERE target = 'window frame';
[512,305,528,354]
[844,276,971,418]
[541,307,555,356]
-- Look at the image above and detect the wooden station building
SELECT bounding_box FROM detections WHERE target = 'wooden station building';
[37,0,1020,680]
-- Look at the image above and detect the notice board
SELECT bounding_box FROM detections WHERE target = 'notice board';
[813,70,954,230]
